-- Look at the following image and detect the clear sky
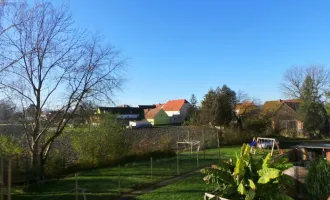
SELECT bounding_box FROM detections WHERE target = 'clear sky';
[66,0,330,106]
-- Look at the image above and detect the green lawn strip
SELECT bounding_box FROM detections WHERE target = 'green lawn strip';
[137,148,291,200]
[137,173,214,200]
[12,146,241,200]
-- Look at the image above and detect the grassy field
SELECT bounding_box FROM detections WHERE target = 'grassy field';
[137,148,291,200]
[137,173,212,200]
[11,146,242,200]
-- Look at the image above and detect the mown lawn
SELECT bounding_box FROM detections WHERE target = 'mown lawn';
[137,173,212,200]
[11,146,243,200]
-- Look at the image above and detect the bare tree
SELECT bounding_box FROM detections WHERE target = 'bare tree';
[0,2,124,174]
[0,1,35,72]
[281,65,330,100]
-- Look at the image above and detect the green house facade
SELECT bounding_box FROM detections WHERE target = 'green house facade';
[144,106,170,126]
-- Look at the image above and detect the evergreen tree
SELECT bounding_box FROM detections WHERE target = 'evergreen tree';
[298,75,328,136]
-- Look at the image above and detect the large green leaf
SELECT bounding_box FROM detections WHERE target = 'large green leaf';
[258,168,281,184]
[258,168,280,177]
[248,179,256,190]
[237,182,246,195]
[234,157,245,176]
[240,143,247,156]
[262,153,271,168]
[271,194,294,200]
[245,189,256,200]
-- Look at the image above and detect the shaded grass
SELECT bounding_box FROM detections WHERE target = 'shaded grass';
[12,146,242,200]
[137,173,213,200]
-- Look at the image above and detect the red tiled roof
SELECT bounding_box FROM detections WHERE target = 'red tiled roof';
[235,101,256,115]
[144,104,163,119]
[162,99,189,111]
[262,99,301,114]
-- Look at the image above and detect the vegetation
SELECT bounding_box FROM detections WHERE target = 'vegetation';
[12,147,240,200]
[0,1,124,174]
[70,114,124,168]
[201,144,293,200]
[306,158,330,200]
[282,65,330,136]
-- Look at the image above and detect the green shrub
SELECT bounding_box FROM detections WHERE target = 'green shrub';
[306,158,330,200]
[201,144,294,200]
[70,114,124,168]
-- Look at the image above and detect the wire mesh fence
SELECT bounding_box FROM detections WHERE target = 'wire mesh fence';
[2,146,226,200]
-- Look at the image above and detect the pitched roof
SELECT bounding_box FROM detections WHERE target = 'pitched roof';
[262,99,301,115]
[144,104,163,119]
[235,101,256,115]
[162,99,189,111]
[98,107,143,115]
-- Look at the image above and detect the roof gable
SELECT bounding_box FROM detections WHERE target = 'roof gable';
[262,99,301,116]
[144,104,164,119]
[162,99,189,111]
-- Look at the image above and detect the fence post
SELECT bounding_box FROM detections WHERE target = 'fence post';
[197,150,199,168]
[8,158,11,200]
[217,130,220,160]
[176,143,179,175]
[75,173,78,200]
[150,157,153,179]
[0,157,3,200]
[118,164,121,193]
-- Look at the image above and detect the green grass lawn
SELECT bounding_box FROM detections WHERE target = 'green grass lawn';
[137,173,212,200]
[11,146,244,200]
[137,148,292,200]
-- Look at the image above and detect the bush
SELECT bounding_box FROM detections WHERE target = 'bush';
[306,158,330,200]
[70,114,124,168]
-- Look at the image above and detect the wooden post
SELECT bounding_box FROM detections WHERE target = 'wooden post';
[150,157,153,179]
[217,130,220,159]
[75,173,78,200]
[202,129,205,148]
[8,158,11,200]
[177,143,179,175]
[197,150,199,168]
[0,157,3,200]
[118,164,121,193]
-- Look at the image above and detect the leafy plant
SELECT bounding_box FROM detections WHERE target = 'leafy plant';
[201,144,293,200]
[0,134,23,156]
[306,158,330,200]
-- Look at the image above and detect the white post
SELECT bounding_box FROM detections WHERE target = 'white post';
[190,142,193,156]
[271,140,275,156]
[8,158,11,200]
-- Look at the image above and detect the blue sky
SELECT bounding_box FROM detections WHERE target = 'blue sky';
[67,0,330,106]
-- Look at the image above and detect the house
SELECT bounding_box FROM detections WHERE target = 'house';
[235,101,258,116]
[262,99,303,132]
[144,104,170,126]
[162,99,191,124]
[96,105,146,125]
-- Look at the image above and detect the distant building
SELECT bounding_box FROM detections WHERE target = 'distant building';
[262,99,303,132]
[144,104,170,126]
[162,99,191,124]
[96,105,151,125]
[235,101,257,116]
